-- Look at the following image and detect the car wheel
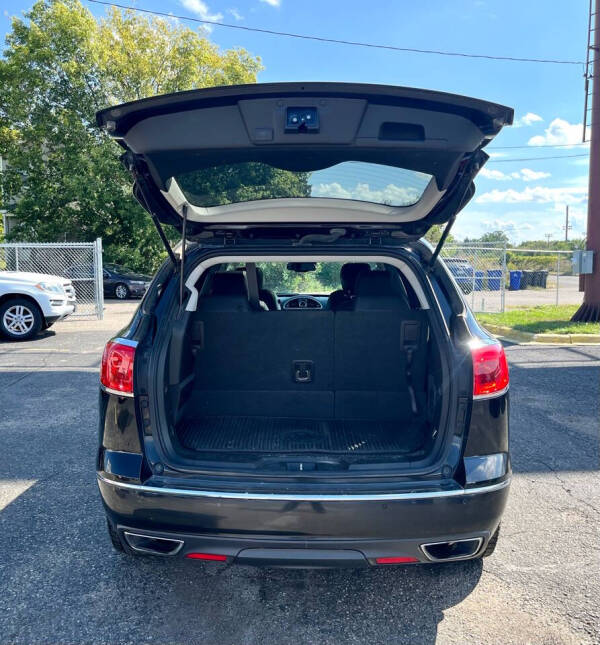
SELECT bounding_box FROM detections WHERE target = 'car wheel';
[106,517,127,553]
[481,525,500,558]
[114,283,130,300]
[0,298,43,340]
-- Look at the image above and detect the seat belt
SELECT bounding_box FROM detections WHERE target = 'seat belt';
[401,321,421,415]
[246,262,261,311]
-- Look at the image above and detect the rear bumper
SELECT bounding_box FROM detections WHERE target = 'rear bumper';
[98,474,510,566]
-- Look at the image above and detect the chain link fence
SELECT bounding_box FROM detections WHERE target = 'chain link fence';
[0,240,104,319]
[441,244,581,313]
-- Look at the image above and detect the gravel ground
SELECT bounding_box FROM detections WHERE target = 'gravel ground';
[0,302,598,645]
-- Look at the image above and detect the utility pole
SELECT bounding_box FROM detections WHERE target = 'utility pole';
[573,0,600,321]
[564,205,572,242]
[545,233,553,247]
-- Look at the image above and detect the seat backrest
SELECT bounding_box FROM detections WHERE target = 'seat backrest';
[334,275,429,420]
[352,270,410,311]
[196,271,253,312]
[191,311,335,418]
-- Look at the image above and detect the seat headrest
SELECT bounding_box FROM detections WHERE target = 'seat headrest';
[208,271,249,297]
[340,263,370,292]
[354,270,410,311]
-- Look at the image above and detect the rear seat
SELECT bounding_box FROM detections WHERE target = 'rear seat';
[335,271,429,420]
[190,270,429,421]
[192,309,335,418]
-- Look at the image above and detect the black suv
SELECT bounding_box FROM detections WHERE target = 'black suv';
[96,83,512,567]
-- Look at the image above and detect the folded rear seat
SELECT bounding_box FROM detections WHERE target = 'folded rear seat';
[334,271,429,421]
[188,269,428,425]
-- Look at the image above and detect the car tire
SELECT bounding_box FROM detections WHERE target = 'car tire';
[114,283,130,300]
[106,517,127,553]
[481,525,500,558]
[0,298,43,340]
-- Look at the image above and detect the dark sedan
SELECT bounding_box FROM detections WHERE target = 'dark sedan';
[102,264,152,300]
[64,263,152,300]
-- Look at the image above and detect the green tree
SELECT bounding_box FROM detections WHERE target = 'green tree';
[478,230,510,244]
[424,224,455,245]
[0,0,262,272]
[177,162,310,207]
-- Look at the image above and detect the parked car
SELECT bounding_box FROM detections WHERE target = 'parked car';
[444,257,475,294]
[102,264,152,300]
[0,271,76,340]
[64,263,152,299]
[96,83,512,568]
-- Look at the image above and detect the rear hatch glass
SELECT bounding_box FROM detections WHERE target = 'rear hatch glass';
[175,161,433,208]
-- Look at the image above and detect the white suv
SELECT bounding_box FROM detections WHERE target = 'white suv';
[0,271,76,340]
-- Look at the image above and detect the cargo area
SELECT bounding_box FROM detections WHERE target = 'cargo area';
[161,262,445,469]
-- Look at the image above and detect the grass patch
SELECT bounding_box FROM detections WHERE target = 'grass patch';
[476,305,600,335]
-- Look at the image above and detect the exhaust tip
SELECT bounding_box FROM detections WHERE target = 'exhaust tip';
[123,531,184,556]
[420,537,483,562]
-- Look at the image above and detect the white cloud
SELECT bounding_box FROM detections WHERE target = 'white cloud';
[487,152,508,158]
[519,168,551,182]
[455,206,588,242]
[482,219,534,233]
[479,167,551,182]
[528,118,588,147]
[479,168,512,181]
[228,8,243,20]
[181,0,223,21]
[476,185,587,205]
[312,182,422,205]
[514,112,543,127]
[260,0,281,5]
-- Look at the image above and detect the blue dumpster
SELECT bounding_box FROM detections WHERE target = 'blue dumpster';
[509,270,522,291]
[474,270,484,291]
[487,269,502,291]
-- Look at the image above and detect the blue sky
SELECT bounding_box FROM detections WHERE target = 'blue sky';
[1,0,591,242]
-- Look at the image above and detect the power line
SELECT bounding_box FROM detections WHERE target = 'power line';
[487,153,588,162]
[86,0,585,66]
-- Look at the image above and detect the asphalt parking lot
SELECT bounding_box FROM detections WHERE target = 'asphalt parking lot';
[0,302,598,645]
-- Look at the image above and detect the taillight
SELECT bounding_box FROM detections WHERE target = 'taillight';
[100,339,136,394]
[471,341,509,398]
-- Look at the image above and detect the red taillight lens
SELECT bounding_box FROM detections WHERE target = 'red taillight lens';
[100,340,136,394]
[471,342,509,398]
[185,553,228,561]
[375,556,419,564]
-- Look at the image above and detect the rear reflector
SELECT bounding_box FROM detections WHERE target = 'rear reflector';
[471,341,509,398]
[101,339,136,394]
[375,556,419,564]
[185,553,228,561]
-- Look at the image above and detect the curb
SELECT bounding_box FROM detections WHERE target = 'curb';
[481,323,600,345]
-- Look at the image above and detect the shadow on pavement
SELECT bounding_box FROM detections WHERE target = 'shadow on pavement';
[0,474,483,645]
[0,367,484,644]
